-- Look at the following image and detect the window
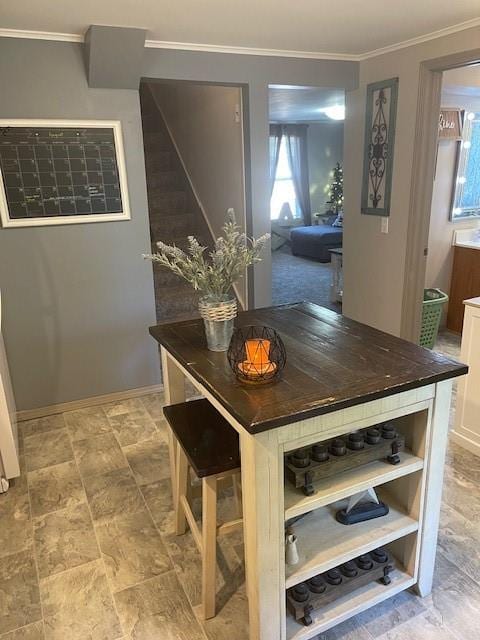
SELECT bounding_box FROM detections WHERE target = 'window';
[452,111,480,220]
[270,137,300,220]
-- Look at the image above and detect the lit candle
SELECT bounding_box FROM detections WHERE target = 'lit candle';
[239,338,277,378]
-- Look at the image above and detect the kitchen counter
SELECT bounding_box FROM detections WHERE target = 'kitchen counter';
[453,227,480,250]
[150,303,466,640]
[150,302,465,433]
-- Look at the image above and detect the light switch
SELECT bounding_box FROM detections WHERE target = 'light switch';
[381,217,389,234]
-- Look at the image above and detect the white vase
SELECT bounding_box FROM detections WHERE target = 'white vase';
[285,534,299,565]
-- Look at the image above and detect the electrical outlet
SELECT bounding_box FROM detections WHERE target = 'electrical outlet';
[381,217,389,234]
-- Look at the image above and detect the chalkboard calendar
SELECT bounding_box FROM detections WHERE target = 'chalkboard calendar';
[0,120,130,227]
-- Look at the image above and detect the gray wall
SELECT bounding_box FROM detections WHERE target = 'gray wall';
[343,25,480,337]
[307,122,344,215]
[0,37,357,410]
[0,37,159,410]
[142,49,358,308]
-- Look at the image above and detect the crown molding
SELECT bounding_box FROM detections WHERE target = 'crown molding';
[1,16,480,62]
[0,27,83,43]
[143,38,359,61]
[357,17,480,60]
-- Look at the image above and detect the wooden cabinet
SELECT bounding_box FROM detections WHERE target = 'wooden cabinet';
[447,246,480,333]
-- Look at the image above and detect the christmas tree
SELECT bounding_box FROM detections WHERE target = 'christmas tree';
[326,163,344,214]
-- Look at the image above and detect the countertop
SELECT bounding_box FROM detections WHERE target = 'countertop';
[150,302,467,434]
[453,228,480,250]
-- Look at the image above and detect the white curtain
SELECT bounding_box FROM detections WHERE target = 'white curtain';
[269,124,283,197]
[283,124,311,225]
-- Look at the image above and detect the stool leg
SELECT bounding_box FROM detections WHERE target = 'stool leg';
[202,475,217,620]
[167,427,178,504]
[175,446,189,535]
[232,473,242,519]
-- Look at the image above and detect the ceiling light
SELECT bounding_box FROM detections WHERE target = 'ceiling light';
[320,105,345,121]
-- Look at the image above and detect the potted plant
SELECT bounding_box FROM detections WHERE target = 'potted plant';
[143,209,270,351]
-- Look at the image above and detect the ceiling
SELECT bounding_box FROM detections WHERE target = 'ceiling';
[0,0,479,57]
[269,86,345,122]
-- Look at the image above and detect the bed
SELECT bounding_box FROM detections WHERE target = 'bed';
[290,223,343,262]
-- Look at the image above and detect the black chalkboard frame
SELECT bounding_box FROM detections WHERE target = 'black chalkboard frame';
[0,119,131,228]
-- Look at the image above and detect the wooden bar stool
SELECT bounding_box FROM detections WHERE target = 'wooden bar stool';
[163,398,243,619]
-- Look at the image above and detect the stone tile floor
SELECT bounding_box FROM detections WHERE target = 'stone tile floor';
[2,331,479,640]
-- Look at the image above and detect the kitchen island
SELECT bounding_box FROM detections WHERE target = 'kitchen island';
[150,302,466,640]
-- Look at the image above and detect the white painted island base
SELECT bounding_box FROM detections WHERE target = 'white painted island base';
[161,345,453,640]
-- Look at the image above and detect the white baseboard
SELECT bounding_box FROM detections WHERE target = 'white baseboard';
[16,384,164,422]
[450,430,480,458]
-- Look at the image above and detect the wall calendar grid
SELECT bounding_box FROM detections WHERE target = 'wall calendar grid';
[0,120,130,228]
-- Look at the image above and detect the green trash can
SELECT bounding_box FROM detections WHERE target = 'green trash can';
[419,288,449,349]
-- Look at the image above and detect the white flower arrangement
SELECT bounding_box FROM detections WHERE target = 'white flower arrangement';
[143,208,270,300]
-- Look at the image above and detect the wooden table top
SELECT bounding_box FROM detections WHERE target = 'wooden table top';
[150,302,467,434]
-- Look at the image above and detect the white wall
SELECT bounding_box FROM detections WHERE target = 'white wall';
[343,25,480,337]
[307,122,344,215]
[150,82,247,307]
[426,82,480,323]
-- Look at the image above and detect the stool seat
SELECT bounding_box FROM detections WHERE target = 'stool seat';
[163,399,240,478]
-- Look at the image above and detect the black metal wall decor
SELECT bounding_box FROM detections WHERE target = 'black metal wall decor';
[361,78,399,216]
[227,325,286,385]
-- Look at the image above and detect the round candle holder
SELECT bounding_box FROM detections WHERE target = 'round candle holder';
[227,325,286,385]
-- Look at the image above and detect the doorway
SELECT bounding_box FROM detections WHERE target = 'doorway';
[402,51,480,343]
[268,85,345,312]
[424,63,480,357]
[139,79,248,323]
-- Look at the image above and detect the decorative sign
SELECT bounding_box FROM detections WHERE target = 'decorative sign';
[361,77,399,217]
[438,109,462,140]
[0,120,130,228]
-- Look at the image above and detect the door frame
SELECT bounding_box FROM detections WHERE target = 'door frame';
[401,48,480,341]
[140,77,253,309]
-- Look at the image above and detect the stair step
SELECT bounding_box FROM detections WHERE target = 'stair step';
[142,130,171,152]
[152,266,188,289]
[147,171,182,192]
[145,151,174,172]
[156,287,200,321]
[150,212,197,240]
[156,309,201,325]
[141,114,166,131]
[148,191,187,215]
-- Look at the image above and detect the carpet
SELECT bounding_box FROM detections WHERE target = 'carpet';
[271,246,341,313]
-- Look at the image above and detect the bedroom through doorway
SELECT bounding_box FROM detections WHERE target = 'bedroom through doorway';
[269,85,345,312]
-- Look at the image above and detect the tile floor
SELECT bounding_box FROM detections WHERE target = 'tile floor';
[2,331,479,640]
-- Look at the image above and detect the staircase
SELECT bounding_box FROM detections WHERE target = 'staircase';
[140,84,213,324]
